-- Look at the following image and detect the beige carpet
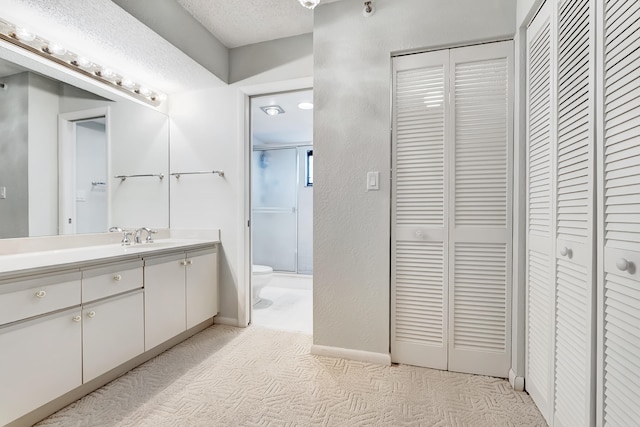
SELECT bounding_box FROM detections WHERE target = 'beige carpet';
[37,325,546,426]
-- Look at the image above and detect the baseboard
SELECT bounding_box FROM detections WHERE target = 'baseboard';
[509,369,525,391]
[311,344,391,365]
[214,316,243,327]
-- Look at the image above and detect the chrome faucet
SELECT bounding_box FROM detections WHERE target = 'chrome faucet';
[109,227,134,245]
[135,227,157,244]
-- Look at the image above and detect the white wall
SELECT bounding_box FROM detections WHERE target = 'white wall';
[313,0,516,355]
[169,37,313,324]
[28,73,59,237]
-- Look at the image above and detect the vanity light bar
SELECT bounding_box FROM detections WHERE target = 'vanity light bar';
[0,18,164,107]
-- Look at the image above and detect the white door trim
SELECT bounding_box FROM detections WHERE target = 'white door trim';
[236,77,313,328]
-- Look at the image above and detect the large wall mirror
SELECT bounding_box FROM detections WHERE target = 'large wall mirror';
[0,49,169,239]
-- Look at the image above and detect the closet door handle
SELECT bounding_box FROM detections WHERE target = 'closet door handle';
[559,247,572,258]
[616,258,630,272]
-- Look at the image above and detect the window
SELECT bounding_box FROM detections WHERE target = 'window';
[306,150,313,187]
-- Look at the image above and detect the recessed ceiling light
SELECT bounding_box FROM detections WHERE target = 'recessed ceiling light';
[298,102,314,110]
[260,105,285,116]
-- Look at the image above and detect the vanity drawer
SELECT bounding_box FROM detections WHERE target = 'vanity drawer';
[82,260,143,303]
[0,272,82,325]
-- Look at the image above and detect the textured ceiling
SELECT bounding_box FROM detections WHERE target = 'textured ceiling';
[177,0,342,48]
[0,0,224,94]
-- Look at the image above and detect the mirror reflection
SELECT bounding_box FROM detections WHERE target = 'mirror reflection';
[0,56,169,239]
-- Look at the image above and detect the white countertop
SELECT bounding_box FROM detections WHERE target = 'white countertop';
[0,238,218,280]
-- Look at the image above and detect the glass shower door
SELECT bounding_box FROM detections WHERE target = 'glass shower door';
[252,148,298,272]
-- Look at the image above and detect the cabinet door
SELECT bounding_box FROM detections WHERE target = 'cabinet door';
[0,308,82,426]
[599,0,640,424]
[82,291,144,382]
[186,249,218,329]
[144,254,186,350]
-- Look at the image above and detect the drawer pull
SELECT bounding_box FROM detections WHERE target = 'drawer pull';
[35,290,47,298]
[87,311,96,318]
[72,315,82,322]
[113,274,122,281]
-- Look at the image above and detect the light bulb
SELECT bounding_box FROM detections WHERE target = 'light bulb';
[47,43,67,55]
[299,0,320,9]
[119,78,135,89]
[15,27,35,42]
[137,87,152,97]
[75,56,93,68]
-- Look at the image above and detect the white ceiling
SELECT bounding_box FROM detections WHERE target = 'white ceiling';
[252,89,313,145]
[176,0,342,48]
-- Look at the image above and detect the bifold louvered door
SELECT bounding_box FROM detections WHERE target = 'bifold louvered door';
[598,0,640,424]
[554,0,596,426]
[391,41,513,376]
[448,43,513,377]
[526,2,556,422]
[392,50,449,370]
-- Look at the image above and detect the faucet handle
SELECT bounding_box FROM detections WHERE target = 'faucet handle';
[122,230,133,246]
[145,229,157,243]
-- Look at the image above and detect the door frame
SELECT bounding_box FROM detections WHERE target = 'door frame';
[237,78,313,328]
[58,107,111,235]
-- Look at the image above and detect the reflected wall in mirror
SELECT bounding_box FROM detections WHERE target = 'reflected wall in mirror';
[0,56,170,238]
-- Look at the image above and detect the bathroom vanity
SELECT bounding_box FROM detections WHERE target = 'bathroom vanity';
[0,231,219,426]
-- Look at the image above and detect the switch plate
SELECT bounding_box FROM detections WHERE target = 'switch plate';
[0,186,6,199]
[366,172,380,191]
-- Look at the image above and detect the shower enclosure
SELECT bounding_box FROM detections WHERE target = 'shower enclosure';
[252,146,313,274]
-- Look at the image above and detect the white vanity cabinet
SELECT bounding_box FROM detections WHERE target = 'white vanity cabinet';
[0,271,83,426]
[186,248,218,329]
[0,308,82,426]
[82,290,144,382]
[144,253,188,350]
[0,240,218,426]
[144,247,218,350]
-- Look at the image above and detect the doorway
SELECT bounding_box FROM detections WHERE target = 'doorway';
[58,107,110,235]
[249,89,313,334]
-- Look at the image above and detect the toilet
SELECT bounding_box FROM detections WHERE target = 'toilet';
[252,264,273,304]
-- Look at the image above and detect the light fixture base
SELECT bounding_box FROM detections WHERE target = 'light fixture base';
[363,1,375,17]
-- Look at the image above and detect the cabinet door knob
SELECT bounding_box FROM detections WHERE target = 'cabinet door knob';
[35,290,46,298]
[186,260,193,265]
[87,311,96,318]
[72,315,82,322]
[180,260,187,266]
[616,258,630,272]
[113,274,122,281]
[560,247,572,257]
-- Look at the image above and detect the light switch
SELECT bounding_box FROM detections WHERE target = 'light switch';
[0,186,6,199]
[366,171,380,191]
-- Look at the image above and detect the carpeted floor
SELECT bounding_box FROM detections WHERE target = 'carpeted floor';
[36,325,546,426]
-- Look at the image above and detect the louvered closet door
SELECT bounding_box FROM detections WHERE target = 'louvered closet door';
[525,1,556,423]
[448,41,513,378]
[391,50,449,369]
[554,0,596,426]
[599,0,640,424]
